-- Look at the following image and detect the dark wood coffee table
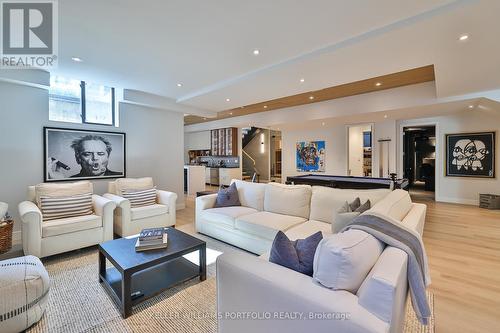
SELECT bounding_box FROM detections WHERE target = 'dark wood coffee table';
[98,228,206,318]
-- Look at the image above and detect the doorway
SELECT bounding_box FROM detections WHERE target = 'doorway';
[347,124,373,177]
[403,125,436,200]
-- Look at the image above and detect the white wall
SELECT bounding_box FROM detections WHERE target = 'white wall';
[282,125,347,180]
[399,108,500,205]
[184,130,210,163]
[283,120,397,181]
[0,71,185,243]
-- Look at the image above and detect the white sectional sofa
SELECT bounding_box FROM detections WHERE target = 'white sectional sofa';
[196,180,427,333]
[196,179,392,254]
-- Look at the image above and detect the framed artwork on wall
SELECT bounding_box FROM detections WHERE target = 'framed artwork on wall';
[44,127,126,182]
[445,131,495,178]
[296,140,325,172]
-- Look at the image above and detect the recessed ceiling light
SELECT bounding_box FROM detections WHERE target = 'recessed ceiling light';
[263,105,268,109]
[309,96,314,100]
[459,34,469,41]
[300,78,305,83]
[468,105,474,109]
[321,122,325,126]
[253,49,260,55]
[375,82,382,87]
[225,98,230,102]
[71,57,83,62]
[384,114,388,118]
[176,83,183,87]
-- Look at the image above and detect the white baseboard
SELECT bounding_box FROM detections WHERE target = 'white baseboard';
[435,196,478,206]
[176,202,186,210]
[12,230,22,245]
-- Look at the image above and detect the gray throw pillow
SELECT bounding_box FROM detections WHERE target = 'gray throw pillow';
[269,231,323,276]
[338,201,352,213]
[214,182,241,208]
[332,212,360,233]
[355,199,371,213]
[349,197,361,211]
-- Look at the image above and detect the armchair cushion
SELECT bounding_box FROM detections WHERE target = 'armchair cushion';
[42,214,102,237]
[34,181,93,206]
[115,177,154,194]
[39,192,93,221]
[131,204,168,221]
[121,187,157,208]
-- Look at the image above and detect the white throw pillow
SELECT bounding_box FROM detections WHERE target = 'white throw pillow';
[313,230,384,293]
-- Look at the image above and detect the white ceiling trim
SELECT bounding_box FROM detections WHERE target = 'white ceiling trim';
[122,89,216,117]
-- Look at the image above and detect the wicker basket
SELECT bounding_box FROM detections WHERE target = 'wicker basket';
[479,194,500,209]
[0,219,13,254]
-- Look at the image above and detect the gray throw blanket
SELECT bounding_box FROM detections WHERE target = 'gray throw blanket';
[342,213,431,325]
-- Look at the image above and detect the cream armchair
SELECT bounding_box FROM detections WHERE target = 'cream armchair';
[104,179,177,237]
[18,183,116,258]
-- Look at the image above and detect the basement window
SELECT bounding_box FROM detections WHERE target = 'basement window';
[49,76,116,126]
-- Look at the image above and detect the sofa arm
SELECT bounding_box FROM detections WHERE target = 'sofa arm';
[196,193,217,211]
[356,247,408,329]
[402,203,426,236]
[157,190,177,209]
[103,193,130,210]
[157,190,177,227]
[92,195,116,241]
[18,201,42,257]
[217,252,388,333]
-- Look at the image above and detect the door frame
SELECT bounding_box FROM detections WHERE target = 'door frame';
[398,120,439,199]
[346,123,374,177]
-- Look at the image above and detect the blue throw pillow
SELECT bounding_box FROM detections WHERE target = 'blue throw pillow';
[269,231,323,276]
[214,182,241,208]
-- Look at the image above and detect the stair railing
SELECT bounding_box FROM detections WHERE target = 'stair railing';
[242,149,260,183]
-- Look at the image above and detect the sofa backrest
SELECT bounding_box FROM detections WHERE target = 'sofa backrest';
[232,179,267,211]
[310,186,391,223]
[264,183,312,219]
[368,189,413,222]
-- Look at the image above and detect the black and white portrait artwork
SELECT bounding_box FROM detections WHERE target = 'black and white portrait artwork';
[446,132,495,178]
[44,127,126,182]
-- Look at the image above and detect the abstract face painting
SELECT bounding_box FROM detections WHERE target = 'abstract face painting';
[446,132,495,178]
[296,141,325,172]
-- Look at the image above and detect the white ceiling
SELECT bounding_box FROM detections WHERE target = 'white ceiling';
[54,0,500,114]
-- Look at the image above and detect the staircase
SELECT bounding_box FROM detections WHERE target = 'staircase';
[241,127,260,182]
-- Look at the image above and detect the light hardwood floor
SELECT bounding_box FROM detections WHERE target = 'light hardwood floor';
[177,190,500,333]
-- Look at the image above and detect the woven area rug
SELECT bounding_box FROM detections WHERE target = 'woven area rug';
[28,234,434,333]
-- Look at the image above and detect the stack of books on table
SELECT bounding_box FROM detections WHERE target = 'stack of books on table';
[135,227,169,252]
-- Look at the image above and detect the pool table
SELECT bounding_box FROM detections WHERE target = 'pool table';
[286,174,409,190]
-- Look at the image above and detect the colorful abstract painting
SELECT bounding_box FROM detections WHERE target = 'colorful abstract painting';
[296,141,325,172]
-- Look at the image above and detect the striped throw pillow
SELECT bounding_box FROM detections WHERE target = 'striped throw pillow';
[40,193,93,221]
[122,187,157,208]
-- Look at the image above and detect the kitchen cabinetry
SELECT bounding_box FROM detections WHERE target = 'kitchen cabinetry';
[205,167,211,185]
[211,128,238,156]
[219,168,242,186]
